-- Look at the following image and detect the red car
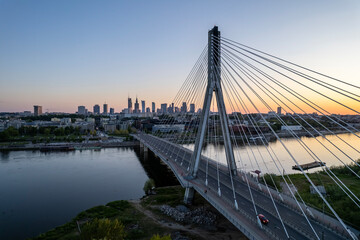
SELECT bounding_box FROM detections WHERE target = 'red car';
[258,214,269,224]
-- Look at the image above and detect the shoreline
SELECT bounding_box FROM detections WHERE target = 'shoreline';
[1,129,356,152]
[31,185,247,240]
[0,140,139,151]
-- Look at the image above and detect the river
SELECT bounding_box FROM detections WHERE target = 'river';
[0,147,177,240]
[185,132,360,174]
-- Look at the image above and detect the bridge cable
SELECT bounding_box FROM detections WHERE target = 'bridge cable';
[221,49,360,204]
[220,51,356,239]
[217,38,360,137]
[220,36,360,90]
[219,44,360,170]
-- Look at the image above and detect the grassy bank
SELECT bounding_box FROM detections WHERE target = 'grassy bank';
[263,160,360,229]
[31,195,175,240]
[31,186,246,240]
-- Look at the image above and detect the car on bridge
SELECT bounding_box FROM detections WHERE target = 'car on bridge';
[257,214,269,224]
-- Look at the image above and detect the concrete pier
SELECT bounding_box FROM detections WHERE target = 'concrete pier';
[184,187,195,204]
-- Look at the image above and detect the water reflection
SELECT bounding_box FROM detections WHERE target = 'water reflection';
[0,147,177,240]
[0,151,10,162]
[134,146,178,187]
[185,132,360,174]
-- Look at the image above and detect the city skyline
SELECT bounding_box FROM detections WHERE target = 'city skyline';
[1,1,359,114]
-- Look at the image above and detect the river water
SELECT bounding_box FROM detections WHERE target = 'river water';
[0,147,177,240]
[185,132,360,174]
[0,133,359,239]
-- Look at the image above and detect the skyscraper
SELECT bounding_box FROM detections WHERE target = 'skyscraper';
[110,108,114,114]
[277,106,282,115]
[161,103,167,114]
[128,97,132,113]
[152,102,155,113]
[134,97,140,113]
[103,104,108,115]
[34,105,42,116]
[78,106,86,115]
[141,100,145,113]
[181,102,187,113]
[146,107,150,113]
[190,103,195,113]
[93,104,100,114]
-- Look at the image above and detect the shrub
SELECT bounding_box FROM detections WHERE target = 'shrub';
[80,218,126,240]
[150,234,171,240]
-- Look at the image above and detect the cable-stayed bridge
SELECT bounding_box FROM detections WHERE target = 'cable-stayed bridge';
[133,26,360,240]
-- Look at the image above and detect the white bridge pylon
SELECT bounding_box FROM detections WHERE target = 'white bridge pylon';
[188,26,237,178]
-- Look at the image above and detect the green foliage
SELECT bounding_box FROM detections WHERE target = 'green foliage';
[143,178,156,195]
[283,162,360,229]
[76,206,119,219]
[127,125,132,133]
[113,129,129,136]
[263,173,281,190]
[150,234,171,240]
[80,218,126,240]
[0,126,19,141]
[106,200,130,211]
[142,186,185,207]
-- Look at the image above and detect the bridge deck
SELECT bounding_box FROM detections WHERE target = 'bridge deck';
[134,133,352,240]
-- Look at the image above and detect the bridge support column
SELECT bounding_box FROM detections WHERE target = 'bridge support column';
[188,26,237,178]
[184,187,195,204]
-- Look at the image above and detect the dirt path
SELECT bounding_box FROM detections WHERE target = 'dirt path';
[129,199,247,240]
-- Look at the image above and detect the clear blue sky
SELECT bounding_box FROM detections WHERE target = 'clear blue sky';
[0,0,359,113]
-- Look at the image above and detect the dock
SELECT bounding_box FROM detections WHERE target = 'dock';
[292,161,326,171]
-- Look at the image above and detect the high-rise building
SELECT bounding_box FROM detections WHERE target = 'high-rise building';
[141,100,145,113]
[190,103,195,113]
[161,103,167,114]
[181,102,187,113]
[152,102,155,113]
[110,108,114,114]
[128,97,133,113]
[146,107,150,113]
[34,105,43,116]
[93,104,100,114]
[277,106,282,115]
[78,106,86,115]
[134,97,140,113]
[103,104,108,115]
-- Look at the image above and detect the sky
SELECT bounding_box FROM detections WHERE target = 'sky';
[0,0,359,114]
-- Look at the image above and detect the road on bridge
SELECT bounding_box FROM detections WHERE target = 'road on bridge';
[136,133,352,240]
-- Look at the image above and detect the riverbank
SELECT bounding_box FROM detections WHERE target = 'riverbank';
[0,140,138,151]
[262,161,360,230]
[31,186,247,240]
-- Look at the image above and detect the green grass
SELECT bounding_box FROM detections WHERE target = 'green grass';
[276,166,360,229]
[31,190,182,240]
[141,186,185,207]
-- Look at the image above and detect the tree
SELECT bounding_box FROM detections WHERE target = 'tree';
[80,218,126,240]
[150,234,171,240]
[44,128,51,136]
[143,178,156,195]
[5,126,19,137]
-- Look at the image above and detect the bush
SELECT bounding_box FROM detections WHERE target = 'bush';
[143,179,156,195]
[80,218,126,240]
[150,234,171,240]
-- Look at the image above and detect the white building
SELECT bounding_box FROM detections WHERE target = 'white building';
[281,125,302,131]
[152,124,185,133]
